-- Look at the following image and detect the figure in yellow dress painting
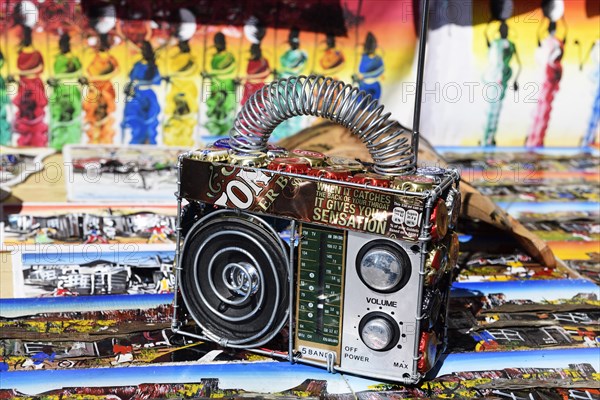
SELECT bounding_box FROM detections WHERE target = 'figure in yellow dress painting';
[83,5,119,144]
[163,40,198,146]
[162,10,198,146]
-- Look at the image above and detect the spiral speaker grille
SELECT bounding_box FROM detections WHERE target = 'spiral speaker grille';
[179,210,289,348]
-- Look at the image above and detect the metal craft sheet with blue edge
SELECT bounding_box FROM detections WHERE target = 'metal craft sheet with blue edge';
[62,145,185,202]
[10,244,176,298]
[1,348,599,395]
[0,294,173,319]
[451,279,600,301]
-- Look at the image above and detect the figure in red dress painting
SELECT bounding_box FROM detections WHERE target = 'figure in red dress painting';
[241,19,271,105]
[10,2,48,147]
[525,1,567,147]
[241,44,272,105]
[526,21,565,147]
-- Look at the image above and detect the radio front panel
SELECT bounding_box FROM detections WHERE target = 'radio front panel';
[339,231,423,380]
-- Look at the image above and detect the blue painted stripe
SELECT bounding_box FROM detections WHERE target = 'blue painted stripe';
[0,294,173,318]
[436,146,600,156]
[451,279,599,302]
[503,201,600,215]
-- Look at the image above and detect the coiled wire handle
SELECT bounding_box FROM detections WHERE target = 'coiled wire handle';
[229,75,417,175]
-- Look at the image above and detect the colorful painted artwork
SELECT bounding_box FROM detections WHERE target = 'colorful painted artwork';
[455,251,570,282]
[10,245,175,298]
[581,39,600,147]
[482,20,521,146]
[0,50,11,146]
[421,0,600,147]
[440,147,600,185]
[0,255,598,395]
[1,203,177,246]
[1,1,596,148]
[0,333,235,371]
[121,43,161,145]
[63,145,183,202]
[48,33,84,150]
[11,25,48,146]
[448,278,600,352]
[440,146,599,290]
[567,259,600,284]
[0,148,54,189]
[82,4,120,145]
[161,10,200,147]
[202,30,239,138]
[476,183,599,203]
[0,1,597,396]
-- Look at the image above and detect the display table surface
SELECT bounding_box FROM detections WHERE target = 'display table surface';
[0,146,598,398]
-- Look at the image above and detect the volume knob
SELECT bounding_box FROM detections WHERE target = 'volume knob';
[359,312,400,352]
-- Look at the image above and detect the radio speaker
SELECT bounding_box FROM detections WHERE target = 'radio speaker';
[180,210,289,347]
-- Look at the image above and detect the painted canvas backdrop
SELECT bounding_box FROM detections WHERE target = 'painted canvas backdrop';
[0,0,598,149]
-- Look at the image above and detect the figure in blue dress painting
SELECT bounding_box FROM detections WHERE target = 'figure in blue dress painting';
[353,32,384,101]
[581,39,599,147]
[122,41,161,144]
[0,49,10,146]
[278,28,308,80]
[272,28,309,140]
[482,21,521,147]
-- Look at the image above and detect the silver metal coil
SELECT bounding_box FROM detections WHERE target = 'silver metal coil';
[229,75,417,175]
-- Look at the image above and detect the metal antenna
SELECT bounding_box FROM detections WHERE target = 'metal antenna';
[411,0,431,163]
